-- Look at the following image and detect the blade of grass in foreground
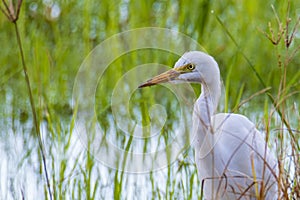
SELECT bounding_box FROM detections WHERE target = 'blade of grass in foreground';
[214,13,299,150]
[0,1,53,199]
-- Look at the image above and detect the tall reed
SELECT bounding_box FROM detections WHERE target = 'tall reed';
[0,1,52,199]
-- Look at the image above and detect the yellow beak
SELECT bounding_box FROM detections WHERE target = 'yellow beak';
[138,69,181,88]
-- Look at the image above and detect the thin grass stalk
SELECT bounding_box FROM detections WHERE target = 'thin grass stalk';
[215,13,299,151]
[13,21,53,200]
[1,1,53,198]
[260,2,300,198]
[13,21,52,200]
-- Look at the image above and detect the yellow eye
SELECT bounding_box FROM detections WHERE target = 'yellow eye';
[187,63,195,70]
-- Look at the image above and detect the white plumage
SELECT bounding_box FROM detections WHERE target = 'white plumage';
[139,51,278,199]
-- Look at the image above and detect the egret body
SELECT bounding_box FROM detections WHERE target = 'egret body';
[139,51,278,199]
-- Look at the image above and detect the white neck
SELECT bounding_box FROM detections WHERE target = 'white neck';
[194,80,221,126]
[192,79,221,155]
[193,79,221,133]
[201,81,221,112]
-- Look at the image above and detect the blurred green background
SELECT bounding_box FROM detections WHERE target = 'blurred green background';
[1,0,299,113]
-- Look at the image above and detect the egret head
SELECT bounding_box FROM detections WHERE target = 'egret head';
[138,51,220,88]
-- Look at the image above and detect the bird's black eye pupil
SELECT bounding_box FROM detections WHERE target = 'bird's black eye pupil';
[188,64,194,70]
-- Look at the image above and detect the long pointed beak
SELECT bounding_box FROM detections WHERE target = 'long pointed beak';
[138,69,180,88]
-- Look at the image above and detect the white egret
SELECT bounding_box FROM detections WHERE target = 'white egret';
[139,51,278,199]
